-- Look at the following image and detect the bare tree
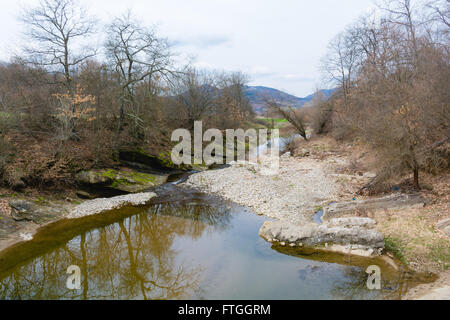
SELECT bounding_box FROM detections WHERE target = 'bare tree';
[21,0,97,91]
[105,12,174,147]
[320,31,359,104]
[426,0,450,27]
[215,72,253,129]
[264,96,308,140]
[172,69,216,130]
[20,0,97,139]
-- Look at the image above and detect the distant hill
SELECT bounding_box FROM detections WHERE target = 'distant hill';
[244,86,336,113]
[302,88,337,102]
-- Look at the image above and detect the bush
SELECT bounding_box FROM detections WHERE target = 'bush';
[0,136,12,171]
[308,103,333,135]
[0,112,17,135]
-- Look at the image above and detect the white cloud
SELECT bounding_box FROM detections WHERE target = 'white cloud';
[0,0,376,96]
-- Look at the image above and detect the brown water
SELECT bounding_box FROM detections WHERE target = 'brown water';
[0,188,435,300]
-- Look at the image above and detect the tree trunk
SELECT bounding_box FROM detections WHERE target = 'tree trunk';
[413,166,420,191]
[113,97,126,153]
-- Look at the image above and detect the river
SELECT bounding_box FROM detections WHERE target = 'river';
[0,184,432,300]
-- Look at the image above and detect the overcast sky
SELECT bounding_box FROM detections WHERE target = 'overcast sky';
[0,0,376,97]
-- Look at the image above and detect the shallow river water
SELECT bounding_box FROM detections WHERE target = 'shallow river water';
[0,186,434,300]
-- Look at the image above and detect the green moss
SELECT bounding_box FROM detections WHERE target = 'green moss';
[98,169,118,179]
[157,151,176,168]
[126,171,156,183]
[34,196,47,204]
[93,168,160,191]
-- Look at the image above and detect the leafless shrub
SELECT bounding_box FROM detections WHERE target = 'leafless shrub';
[263,95,308,140]
[303,90,333,135]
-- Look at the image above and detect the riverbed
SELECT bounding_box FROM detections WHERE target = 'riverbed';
[0,185,432,300]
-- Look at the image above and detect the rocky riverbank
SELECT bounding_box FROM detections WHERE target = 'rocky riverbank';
[181,136,450,299]
[0,191,157,252]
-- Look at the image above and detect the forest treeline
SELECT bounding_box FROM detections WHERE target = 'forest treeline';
[306,0,449,192]
[0,0,254,189]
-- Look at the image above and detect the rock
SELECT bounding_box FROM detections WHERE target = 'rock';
[8,200,55,223]
[119,149,181,171]
[0,201,20,239]
[75,190,93,199]
[322,193,426,221]
[191,164,210,172]
[76,169,168,193]
[9,200,36,222]
[69,192,157,218]
[76,171,112,185]
[119,149,212,172]
[436,218,450,236]
[20,233,33,241]
[259,217,384,257]
[327,217,377,229]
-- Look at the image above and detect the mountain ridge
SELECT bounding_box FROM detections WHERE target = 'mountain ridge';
[244,86,336,113]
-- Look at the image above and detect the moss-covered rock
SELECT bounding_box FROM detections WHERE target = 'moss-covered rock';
[76,169,168,193]
[119,148,212,172]
[119,149,189,172]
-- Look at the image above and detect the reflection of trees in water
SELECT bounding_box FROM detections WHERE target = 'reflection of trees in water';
[330,266,378,300]
[149,201,233,232]
[329,265,411,300]
[0,206,213,300]
[273,245,414,300]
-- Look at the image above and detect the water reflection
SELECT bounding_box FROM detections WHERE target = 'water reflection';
[0,199,233,300]
[272,245,436,300]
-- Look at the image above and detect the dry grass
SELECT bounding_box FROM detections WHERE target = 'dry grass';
[300,136,450,274]
[373,204,449,273]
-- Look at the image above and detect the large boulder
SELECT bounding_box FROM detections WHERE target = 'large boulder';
[75,171,113,185]
[76,169,168,193]
[259,217,385,257]
[119,149,211,173]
